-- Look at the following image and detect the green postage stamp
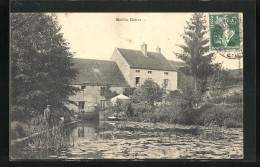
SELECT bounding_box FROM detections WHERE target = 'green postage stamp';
[209,13,241,51]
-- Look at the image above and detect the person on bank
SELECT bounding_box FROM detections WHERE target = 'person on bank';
[44,105,52,128]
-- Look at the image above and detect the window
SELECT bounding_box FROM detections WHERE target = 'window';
[100,86,106,96]
[78,101,85,110]
[164,72,168,75]
[135,70,140,73]
[164,79,169,88]
[100,100,106,109]
[148,70,152,74]
[136,77,140,87]
[81,85,86,89]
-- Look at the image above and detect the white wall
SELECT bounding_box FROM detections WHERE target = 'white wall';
[129,68,177,91]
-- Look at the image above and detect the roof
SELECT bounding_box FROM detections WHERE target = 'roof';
[116,48,177,71]
[168,60,187,68]
[111,94,130,101]
[72,58,128,86]
[111,94,130,105]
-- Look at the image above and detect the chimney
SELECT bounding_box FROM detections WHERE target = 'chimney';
[156,46,161,53]
[141,42,147,57]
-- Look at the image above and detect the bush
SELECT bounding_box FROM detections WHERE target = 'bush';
[224,92,243,104]
[131,101,154,121]
[10,106,31,122]
[198,103,243,128]
[132,80,163,105]
[10,121,26,140]
[100,109,114,121]
[210,96,224,104]
[224,118,242,128]
[199,102,216,112]
[123,87,136,97]
[223,104,243,128]
[29,114,45,125]
[199,105,226,126]
[143,104,182,124]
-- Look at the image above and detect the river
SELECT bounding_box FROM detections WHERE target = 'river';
[11,120,243,159]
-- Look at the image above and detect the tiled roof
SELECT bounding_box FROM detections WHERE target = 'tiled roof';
[72,58,128,86]
[116,48,177,71]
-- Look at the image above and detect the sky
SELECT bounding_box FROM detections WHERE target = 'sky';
[56,13,243,69]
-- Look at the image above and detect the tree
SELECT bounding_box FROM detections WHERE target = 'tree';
[132,79,163,105]
[110,99,134,118]
[10,13,78,121]
[175,87,202,125]
[175,13,215,93]
[123,87,136,97]
[208,63,240,89]
[104,85,119,100]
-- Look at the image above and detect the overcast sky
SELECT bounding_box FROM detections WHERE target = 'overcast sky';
[57,13,242,69]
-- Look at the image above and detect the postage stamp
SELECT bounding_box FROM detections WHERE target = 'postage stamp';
[209,13,241,51]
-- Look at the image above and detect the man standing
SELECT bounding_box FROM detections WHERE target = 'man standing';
[44,105,52,128]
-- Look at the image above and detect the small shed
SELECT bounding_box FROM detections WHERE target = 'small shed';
[111,94,130,106]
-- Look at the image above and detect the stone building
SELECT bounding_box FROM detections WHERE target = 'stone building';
[110,43,178,90]
[67,59,128,113]
[67,43,181,113]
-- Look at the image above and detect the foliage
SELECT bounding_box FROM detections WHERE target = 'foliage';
[143,104,182,124]
[198,103,243,128]
[109,99,124,114]
[121,87,242,128]
[175,87,202,124]
[225,92,243,104]
[208,91,243,104]
[177,69,195,89]
[104,85,119,100]
[166,90,182,103]
[123,87,136,97]
[23,124,69,154]
[10,121,27,140]
[123,100,134,117]
[108,99,134,118]
[208,63,241,90]
[132,79,163,105]
[29,114,47,126]
[175,13,215,93]
[100,109,114,121]
[131,102,154,121]
[10,13,78,120]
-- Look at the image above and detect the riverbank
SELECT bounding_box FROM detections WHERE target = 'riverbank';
[11,120,79,146]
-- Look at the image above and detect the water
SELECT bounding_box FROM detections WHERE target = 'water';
[11,121,243,159]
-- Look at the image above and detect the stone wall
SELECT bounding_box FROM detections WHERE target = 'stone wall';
[68,85,124,112]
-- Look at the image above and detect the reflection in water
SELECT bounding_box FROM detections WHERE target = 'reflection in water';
[70,121,99,147]
[11,120,244,159]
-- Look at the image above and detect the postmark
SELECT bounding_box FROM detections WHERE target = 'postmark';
[209,13,243,59]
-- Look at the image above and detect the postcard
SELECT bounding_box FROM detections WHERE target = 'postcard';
[10,12,243,160]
